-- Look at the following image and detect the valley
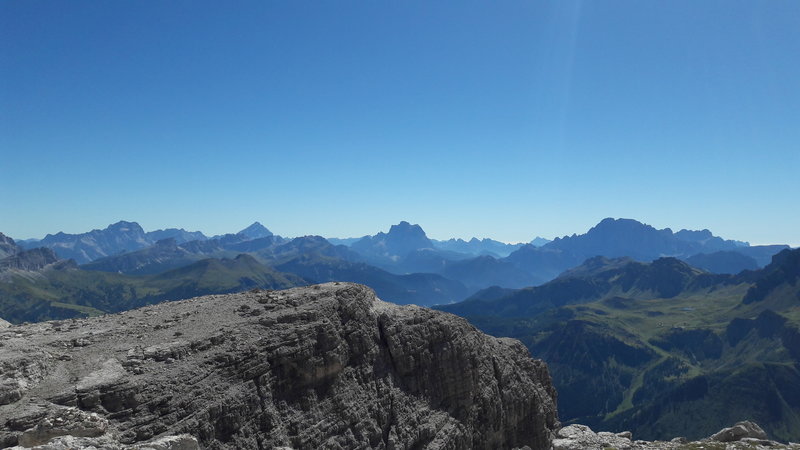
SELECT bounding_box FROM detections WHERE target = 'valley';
[439,249,800,441]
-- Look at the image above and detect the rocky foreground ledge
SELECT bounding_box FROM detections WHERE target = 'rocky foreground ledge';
[0,283,558,449]
[553,421,800,449]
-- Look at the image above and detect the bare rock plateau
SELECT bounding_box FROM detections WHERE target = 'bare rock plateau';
[0,283,558,449]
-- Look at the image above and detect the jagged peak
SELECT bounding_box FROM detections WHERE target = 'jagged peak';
[388,221,427,236]
[239,221,273,239]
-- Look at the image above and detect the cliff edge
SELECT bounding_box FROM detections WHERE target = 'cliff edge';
[0,283,558,449]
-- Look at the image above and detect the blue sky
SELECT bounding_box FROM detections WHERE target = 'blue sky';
[2,1,798,245]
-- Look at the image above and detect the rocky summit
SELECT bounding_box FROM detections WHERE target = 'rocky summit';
[0,283,558,449]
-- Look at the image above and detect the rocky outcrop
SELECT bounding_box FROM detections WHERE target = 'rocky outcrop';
[0,248,59,272]
[552,422,799,449]
[0,232,20,260]
[0,283,558,449]
[709,421,768,443]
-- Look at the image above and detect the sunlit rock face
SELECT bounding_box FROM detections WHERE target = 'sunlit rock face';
[0,283,558,450]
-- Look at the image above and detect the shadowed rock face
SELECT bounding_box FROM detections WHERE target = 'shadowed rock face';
[0,232,20,260]
[0,283,558,449]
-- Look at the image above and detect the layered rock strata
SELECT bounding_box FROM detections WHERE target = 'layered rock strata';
[0,283,558,449]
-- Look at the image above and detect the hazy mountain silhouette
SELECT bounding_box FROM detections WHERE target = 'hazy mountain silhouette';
[684,251,759,274]
[440,254,546,291]
[492,218,788,289]
[530,237,552,247]
[82,238,229,275]
[145,228,207,244]
[326,237,364,246]
[544,218,762,261]
[267,236,468,306]
[350,221,434,262]
[238,221,274,239]
[431,237,523,258]
[22,221,152,264]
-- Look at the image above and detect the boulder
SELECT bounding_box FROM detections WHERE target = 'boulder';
[709,420,768,442]
[552,424,634,450]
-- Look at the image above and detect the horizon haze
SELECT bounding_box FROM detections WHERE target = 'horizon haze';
[5,217,796,249]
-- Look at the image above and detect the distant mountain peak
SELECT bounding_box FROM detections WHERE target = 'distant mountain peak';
[107,220,145,233]
[591,217,652,232]
[530,237,551,247]
[543,218,755,263]
[239,222,273,239]
[387,221,427,238]
[350,222,434,262]
[388,220,425,236]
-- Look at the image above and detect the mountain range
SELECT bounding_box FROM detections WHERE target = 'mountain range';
[0,231,472,322]
[327,218,787,290]
[18,221,274,264]
[15,217,788,275]
[2,216,791,331]
[6,218,791,306]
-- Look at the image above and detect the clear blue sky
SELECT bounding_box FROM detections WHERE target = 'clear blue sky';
[2,1,798,245]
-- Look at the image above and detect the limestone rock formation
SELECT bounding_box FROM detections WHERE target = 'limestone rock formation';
[0,283,558,449]
[552,422,800,450]
[0,248,59,273]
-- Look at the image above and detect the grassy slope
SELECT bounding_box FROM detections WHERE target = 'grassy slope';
[459,280,800,441]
